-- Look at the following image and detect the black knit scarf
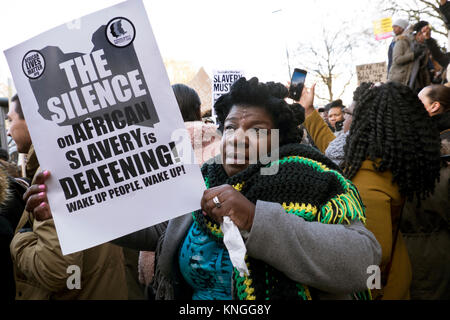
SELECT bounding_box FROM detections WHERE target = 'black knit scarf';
[192,143,368,300]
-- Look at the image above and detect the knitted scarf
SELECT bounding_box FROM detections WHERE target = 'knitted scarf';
[192,143,370,300]
[325,131,349,167]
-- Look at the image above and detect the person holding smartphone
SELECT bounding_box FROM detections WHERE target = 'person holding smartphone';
[299,81,441,299]
[24,77,381,301]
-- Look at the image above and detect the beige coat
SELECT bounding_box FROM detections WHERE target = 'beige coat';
[10,148,128,300]
[388,34,430,89]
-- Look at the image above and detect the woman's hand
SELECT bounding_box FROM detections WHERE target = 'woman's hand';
[23,170,53,221]
[200,184,255,231]
[299,83,316,116]
[421,25,431,40]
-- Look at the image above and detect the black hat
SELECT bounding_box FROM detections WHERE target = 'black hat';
[413,21,429,33]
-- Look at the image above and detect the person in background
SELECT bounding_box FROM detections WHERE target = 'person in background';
[400,84,450,299]
[201,109,215,124]
[388,19,409,73]
[421,23,450,83]
[0,148,20,178]
[439,0,450,29]
[1,95,36,301]
[172,83,221,165]
[25,78,381,301]
[320,83,372,167]
[325,100,345,136]
[0,148,8,161]
[0,167,28,301]
[301,81,441,299]
[388,21,431,93]
[317,106,329,124]
[0,96,32,301]
[8,94,128,300]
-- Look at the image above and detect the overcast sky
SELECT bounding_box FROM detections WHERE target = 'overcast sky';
[0,0,394,102]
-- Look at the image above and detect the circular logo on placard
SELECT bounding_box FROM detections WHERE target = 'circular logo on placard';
[22,50,45,79]
[106,17,136,48]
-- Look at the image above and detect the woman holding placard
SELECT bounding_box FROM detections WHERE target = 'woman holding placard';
[25,77,381,300]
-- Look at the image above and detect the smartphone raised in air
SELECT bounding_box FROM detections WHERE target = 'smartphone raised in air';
[288,68,307,101]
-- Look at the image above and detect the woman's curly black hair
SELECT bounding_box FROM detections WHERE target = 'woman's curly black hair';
[352,82,373,103]
[213,77,305,145]
[343,81,441,201]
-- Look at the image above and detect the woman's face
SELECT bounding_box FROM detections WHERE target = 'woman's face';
[221,105,274,177]
[328,107,344,128]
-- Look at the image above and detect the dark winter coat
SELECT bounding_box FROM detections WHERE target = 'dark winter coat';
[424,38,450,70]
[0,167,29,301]
[400,112,450,300]
[439,2,450,30]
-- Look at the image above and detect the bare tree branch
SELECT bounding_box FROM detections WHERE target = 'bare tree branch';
[314,92,332,101]
[336,73,355,99]
[293,22,359,103]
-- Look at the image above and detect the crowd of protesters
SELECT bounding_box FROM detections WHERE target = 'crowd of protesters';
[0,2,449,303]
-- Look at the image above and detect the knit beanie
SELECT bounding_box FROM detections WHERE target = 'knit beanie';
[392,19,408,30]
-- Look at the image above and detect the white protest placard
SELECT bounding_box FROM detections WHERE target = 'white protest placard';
[356,62,387,85]
[212,70,244,121]
[5,0,206,255]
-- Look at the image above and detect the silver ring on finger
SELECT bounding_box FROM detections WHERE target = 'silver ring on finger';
[212,195,221,208]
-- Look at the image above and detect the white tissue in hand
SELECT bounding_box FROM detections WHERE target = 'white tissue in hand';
[221,216,249,277]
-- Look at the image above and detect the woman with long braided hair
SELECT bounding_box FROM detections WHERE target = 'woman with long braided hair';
[302,81,441,299]
[24,77,381,300]
[342,82,440,199]
[400,84,450,299]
